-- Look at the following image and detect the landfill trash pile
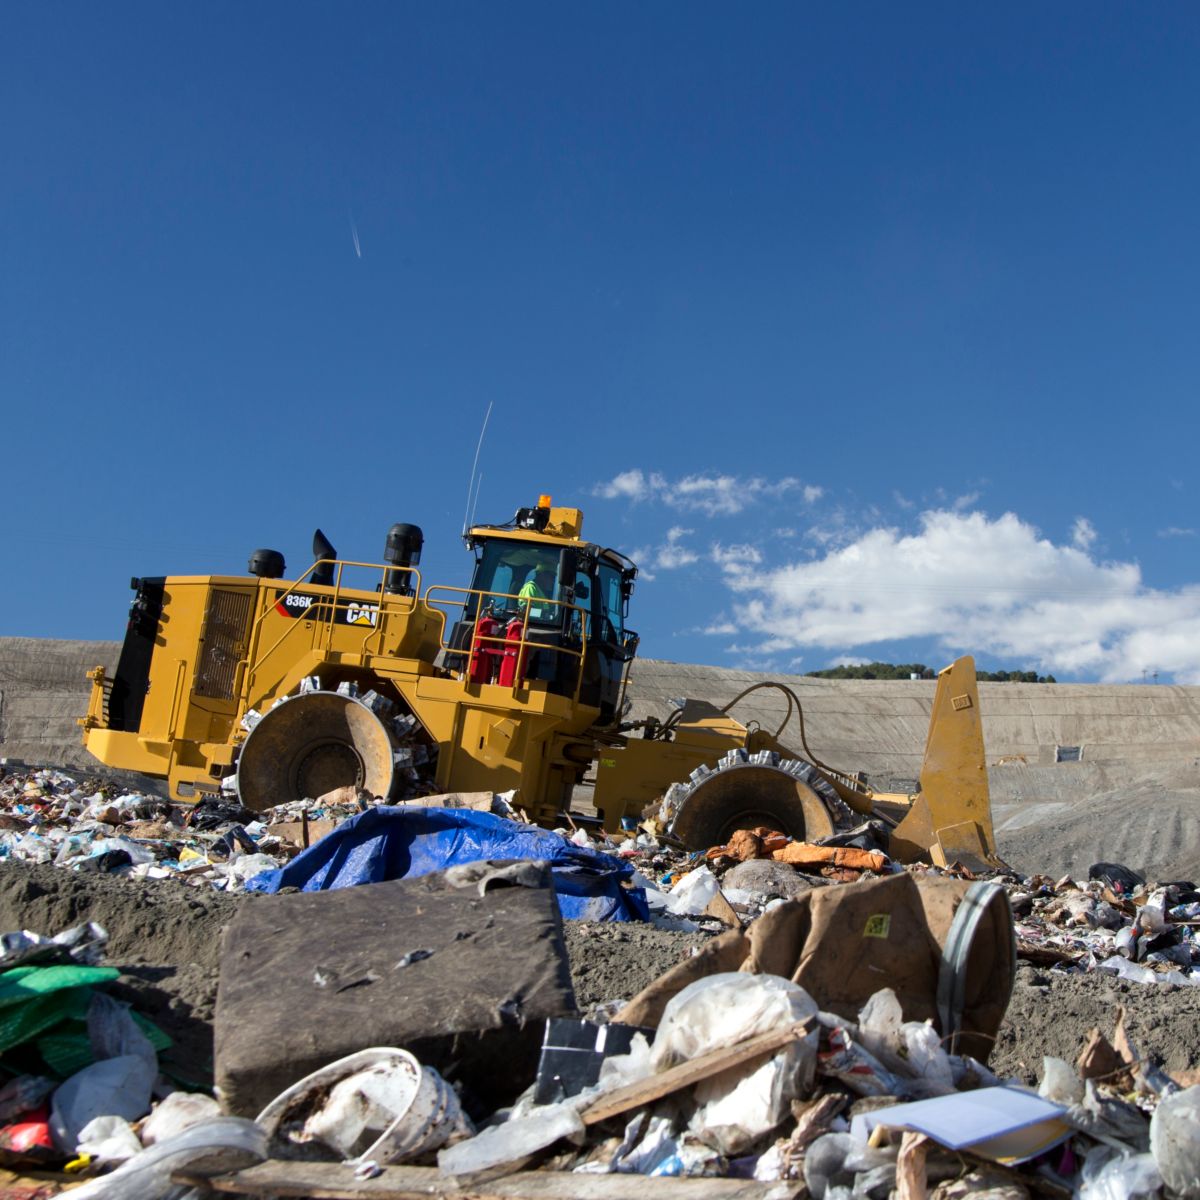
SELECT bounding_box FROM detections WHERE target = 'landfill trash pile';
[0,767,369,893]
[18,957,1200,1199]
[3,766,1200,1194]
[5,765,1200,994]
[0,916,232,1193]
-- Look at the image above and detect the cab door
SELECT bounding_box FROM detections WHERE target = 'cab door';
[586,561,631,723]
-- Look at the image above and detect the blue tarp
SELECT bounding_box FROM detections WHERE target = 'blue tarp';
[245,806,649,922]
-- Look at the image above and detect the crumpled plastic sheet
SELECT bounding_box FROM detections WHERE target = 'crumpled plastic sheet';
[63,1116,267,1200]
[0,921,108,970]
[244,806,650,922]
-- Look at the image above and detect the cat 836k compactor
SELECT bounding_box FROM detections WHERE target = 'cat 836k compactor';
[81,496,999,867]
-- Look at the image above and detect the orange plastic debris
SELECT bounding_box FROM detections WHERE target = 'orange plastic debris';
[727,829,767,862]
[771,843,888,872]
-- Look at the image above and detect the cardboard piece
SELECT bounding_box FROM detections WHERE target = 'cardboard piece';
[264,818,338,847]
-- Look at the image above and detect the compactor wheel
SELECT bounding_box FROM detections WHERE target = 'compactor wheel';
[235,689,401,812]
[666,749,849,850]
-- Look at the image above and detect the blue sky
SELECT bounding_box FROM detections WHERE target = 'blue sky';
[3,4,1199,682]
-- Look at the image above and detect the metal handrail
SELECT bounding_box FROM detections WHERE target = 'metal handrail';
[237,560,422,713]
[423,584,590,702]
[231,565,586,719]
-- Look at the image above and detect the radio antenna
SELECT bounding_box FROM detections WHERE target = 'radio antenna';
[468,472,484,531]
[462,401,494,537]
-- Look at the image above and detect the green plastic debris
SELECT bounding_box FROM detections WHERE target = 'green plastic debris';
[37,1012,172,1079]
[0,964,119,1057]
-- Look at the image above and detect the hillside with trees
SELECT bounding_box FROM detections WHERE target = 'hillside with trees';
[806,662,1057,683]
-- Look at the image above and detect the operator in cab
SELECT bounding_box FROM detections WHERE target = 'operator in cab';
[518,568,558,623]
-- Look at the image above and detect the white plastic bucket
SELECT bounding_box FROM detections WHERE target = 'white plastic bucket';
[255,1047,469,1164]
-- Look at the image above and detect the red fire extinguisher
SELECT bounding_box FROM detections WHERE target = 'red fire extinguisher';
[498,617,525,687]
[469,613,499,683]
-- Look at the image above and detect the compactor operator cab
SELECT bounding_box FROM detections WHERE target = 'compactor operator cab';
[451,508,638,722]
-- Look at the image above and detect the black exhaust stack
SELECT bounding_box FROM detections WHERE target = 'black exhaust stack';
[311,529,337,587]
[384,523,423,596]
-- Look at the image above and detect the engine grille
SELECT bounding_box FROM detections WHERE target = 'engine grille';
[195,589,253,700]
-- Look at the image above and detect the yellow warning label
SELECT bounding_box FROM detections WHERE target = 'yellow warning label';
[599,758,617,769]
[863,914,891,939]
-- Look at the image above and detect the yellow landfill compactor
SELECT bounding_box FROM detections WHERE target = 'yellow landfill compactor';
[81,496,998,867]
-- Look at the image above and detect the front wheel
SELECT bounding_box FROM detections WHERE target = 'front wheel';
[666,750,845,849]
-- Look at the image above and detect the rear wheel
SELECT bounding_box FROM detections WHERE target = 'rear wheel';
[666,749,846,849]
[234,686,436,812]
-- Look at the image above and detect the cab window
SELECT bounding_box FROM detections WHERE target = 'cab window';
[597,563,625,644]
[470,540,561,617]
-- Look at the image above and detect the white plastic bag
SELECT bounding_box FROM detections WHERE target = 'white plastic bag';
[1139,890,1171,937]
[88,991,158,1064]
[804,1132,858,1200]
[50,1054,157,1152]
[612,1113,678,1174]
[89,838,157,866]
[653,973,819,1156]
[141,1091,222,1145]
[690,1052,799,1155]
[228,852,279,881]
[438,1101,584,1177]
[663,866,719,916]
[1099,957,1158,985]
[857,989,902,1058]
[64,1117,266,1200]
[596,1032,654,1092]
[902,1021,954,1091]
[1039,1056,1084,1107]
[76,1115,143,1163]
[1151,1085,1200,1197]
[652,973,817,1069]
[1080,1147,1162,1200]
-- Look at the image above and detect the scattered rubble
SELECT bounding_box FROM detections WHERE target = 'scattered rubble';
[3,763,1200,1196]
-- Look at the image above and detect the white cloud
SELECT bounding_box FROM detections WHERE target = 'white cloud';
[1072,517,1097,549]
[635,526,698,572]
[803,485,824,504]
[710,542,763,568]
[715,507,1200,683]
[593,469,662,502]
[1159,527,1196,539]
[804,508,861,549]
[626,546,655,582]
[699,620,739,635]
[592,469,806,517]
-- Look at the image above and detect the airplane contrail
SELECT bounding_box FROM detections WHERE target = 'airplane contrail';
[349,213,362,259]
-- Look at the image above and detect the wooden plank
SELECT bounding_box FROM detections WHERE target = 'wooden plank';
[177,1160,803,1200]
[579,1020,813,1126]
[1016,942,1080,967]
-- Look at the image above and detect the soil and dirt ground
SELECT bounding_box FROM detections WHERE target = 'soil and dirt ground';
[991,764,1200,882]
[2,858,1198,1096]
